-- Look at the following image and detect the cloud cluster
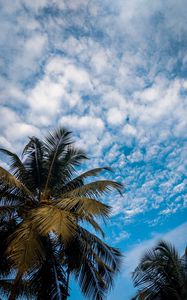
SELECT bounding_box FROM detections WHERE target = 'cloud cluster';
[0,0,187,227]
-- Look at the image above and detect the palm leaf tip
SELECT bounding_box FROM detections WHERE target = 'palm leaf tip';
[0,166,31,195]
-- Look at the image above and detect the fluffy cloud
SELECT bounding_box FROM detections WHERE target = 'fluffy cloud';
[0,0,186,227]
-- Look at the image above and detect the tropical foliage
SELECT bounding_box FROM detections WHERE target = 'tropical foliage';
[0,127,122,300]
[132,240,187,300]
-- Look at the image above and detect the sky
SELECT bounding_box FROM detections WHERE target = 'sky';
[0,0,187,299]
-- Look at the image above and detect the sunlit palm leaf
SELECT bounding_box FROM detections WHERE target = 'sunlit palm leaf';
[30,206,76,240]
[62,180,123,199]
[56,197,111,218]
[7,221,45,272]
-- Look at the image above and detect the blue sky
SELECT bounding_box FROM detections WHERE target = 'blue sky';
[0,0,187,299]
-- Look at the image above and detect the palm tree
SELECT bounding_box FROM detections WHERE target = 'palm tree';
[0,127,122,300]
[132,240,187,300]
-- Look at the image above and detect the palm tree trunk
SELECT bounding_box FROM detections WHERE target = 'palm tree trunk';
[8,271,22,300]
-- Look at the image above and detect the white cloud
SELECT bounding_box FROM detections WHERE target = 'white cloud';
[4,122,40,142]
[106,107,124,125]
[122,124,137,137]
[0,0,186,230]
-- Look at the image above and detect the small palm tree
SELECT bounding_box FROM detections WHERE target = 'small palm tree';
[0,127,122,300]
[132,240,187,300]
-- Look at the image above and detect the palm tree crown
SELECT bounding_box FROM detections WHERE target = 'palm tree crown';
[132,240,187,300]
[0,127,122,300]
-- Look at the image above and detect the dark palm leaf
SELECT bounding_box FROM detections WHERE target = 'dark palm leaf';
[43,128,73,195]
[62,167,112,193]
[65,227,122,300]
[0,278,35,299]
[132,240,187,300]
[0,219,17,276]
[0,149,26,182]
[49,146,87,195]
[22,137,45,198]
[29,236,68,300]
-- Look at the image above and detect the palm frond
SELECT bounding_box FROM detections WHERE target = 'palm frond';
[81,215,105,237]
[0,279,35,299]
[43,128,73,193]
[0,148,26,181]
[81,228,122,272]
[29,236,68,300]
[50,147,87,195]
[0,219,17,276]
[62,167,112,193]
[0,166,31,196]
[0,202,21,219]
[7,220,45,272]
[77,258,106,300]
[62,180,123,199]
[67,227,121,300]
[132,240,187,300]
[30,206,77,241]
[55,197,111,218]
[0,185,26,203]
[22,137,45,197]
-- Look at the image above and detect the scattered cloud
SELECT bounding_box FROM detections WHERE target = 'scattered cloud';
[0,0,186,246]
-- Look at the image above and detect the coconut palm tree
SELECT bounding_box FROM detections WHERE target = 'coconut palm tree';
[0,127,122,300]
[132,240,187,300]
